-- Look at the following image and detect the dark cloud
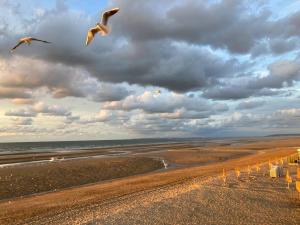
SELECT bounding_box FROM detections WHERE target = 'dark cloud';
[269,38,298,55]
[204,59,300,100]
[112,0,270,54]
[0,57,86,98]
[111,0,300,56]
[91,83,132,102]
[203,85,254,100]
[0,57,131,102]
[1,0,299,96]
[0,1,243,93]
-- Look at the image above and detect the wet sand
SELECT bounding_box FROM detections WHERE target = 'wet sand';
[0,142,198,165]
[0,157,163,200]
[0,141,255,201]
[0,137,299,224]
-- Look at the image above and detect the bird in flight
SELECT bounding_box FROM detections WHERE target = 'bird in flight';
[11,37,51,52]
[153,90,162,95]
[86,8,120,46]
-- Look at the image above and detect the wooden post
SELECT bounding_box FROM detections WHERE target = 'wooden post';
[286,169,292,189]
[222,168,226,185]
[235,168,241,179]
[256,164,260,172]
[296,181,300,192]
[268,160,272,170]
[296,181,300,198]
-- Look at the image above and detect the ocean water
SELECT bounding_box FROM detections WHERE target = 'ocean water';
[0,138,199,154]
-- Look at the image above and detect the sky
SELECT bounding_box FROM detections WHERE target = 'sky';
[1,0,300,142]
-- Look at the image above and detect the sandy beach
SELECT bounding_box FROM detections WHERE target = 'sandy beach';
[79,164,300,225]
[0,137,299,224]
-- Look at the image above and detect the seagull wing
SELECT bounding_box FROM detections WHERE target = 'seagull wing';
[11,41,24,52]
[31,38,51,44]
[101,8,119,25]
[86,26,101,46]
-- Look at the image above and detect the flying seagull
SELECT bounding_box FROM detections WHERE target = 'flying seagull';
[86,8,120,46]
[11,37,51,52]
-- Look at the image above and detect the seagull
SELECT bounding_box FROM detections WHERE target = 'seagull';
[86,7,120,46]
[11,37,51,52]
[154,90,162,94]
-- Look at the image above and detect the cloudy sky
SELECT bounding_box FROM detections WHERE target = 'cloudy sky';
[0,0,300,142]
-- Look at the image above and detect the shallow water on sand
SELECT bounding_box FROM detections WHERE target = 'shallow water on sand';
[0,138,200,154]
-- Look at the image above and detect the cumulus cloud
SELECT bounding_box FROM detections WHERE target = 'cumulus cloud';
[5,102,75,118]
[12,118,33,126]
[90,83,132,102]
[160,109,212,120]
[182,108,300,137]
[102,91,223,115]
[276,108,300,117]
[78,110,114,124]
[5,108,37,117]
[32,102,71,117]
[0,56,131,102]
[0,1,243,93]
[112,0,268,54]
[112,0,300,54]
[249,60,300,89]
[0,57,86,98]
[203,85,254,100]
[204,59,300,100]
[236,100,265,110]
[1,0,299,96]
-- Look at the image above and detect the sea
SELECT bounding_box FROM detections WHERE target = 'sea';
[0,138,202,154]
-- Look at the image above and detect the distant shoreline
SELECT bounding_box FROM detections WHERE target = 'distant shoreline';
[1,135,299,154]
[0,137,205,154]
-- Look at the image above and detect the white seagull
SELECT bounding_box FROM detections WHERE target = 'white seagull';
[11,37,51,52]
[86,8,120,46]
